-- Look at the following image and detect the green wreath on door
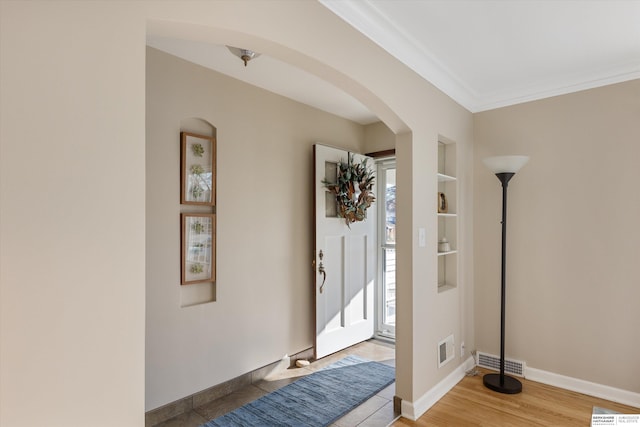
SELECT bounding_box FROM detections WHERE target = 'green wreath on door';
[323,153,375,227]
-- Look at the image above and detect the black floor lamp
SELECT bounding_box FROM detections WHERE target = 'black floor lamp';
[482,155,529,394]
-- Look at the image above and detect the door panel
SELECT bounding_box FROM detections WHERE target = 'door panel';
[314,144,375,359]
[348,234,367,324]
[322,235,345,333]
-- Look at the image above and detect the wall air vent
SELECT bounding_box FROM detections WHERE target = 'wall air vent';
[438,335,455,368]
[477,352,526,377]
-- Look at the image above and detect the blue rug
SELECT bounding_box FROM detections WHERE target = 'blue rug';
[201,355,395,427]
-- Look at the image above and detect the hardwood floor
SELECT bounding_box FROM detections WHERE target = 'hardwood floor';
[391,368,639,426]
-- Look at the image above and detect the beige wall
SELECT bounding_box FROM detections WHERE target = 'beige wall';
[0,2,146,426]
[146,47,368,410]
[364,121,397,153]
[2,1,474,424]
[474,80,640,393]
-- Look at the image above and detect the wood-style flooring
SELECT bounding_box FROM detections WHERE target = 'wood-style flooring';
[392,368,639,427]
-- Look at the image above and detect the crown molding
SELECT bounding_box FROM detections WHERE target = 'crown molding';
[320,0,480,111]
[320,0,640,113]
[475,66,640,112]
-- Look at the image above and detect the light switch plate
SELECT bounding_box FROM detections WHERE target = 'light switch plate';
[418,227,426,247]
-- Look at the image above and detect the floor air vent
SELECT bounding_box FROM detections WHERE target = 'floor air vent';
[477,352,526,377]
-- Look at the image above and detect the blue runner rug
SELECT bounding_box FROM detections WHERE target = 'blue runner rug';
[201,355,395,427]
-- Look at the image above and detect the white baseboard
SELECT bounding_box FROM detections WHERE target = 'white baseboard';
[400,356,475,421]
[525,367,640,409]
[399,357,640,422]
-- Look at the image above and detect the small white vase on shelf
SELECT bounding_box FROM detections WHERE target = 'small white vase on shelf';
[438,237,450,253]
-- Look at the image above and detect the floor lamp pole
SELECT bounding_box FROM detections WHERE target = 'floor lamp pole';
[483,171,523,394]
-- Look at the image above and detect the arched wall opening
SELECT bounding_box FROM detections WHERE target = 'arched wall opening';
[146,19,410,135]
[1,3,475,426]
[145,21,413,413]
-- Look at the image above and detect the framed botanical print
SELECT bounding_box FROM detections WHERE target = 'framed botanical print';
[181,132,216,205]
[181,213,216,285]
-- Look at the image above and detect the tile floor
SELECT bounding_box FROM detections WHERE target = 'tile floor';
[153,339,397,427]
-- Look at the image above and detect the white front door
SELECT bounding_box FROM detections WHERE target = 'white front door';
[314,144,376,359]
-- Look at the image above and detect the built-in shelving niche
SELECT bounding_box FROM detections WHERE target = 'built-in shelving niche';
[437,139,457,293]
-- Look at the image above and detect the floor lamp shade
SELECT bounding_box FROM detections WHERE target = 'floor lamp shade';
[483,155,529,174]
[482,154,529,394]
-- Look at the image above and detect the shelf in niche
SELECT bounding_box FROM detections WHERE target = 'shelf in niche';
[438,250,457,257]
[437,173,457,182]
[438,283,456,293]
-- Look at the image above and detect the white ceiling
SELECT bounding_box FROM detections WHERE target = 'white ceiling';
[147,0,640,124]
[324,0,640,112]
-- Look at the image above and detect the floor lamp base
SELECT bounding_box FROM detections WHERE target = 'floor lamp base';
[483,373,522,394]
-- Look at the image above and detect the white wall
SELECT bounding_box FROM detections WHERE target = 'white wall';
[474,80,640,394]
[146,47,367,410]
